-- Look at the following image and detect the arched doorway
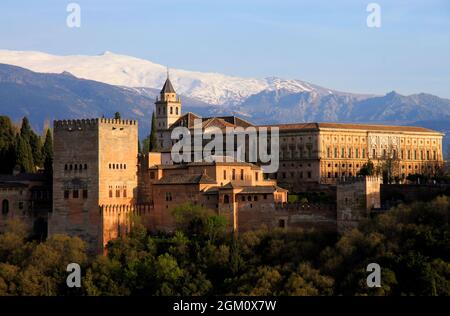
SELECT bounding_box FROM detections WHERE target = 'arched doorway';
[2,199,9,215]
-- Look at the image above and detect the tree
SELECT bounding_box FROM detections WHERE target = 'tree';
[19,117,42,169]
[114,112,121,119]
[0,116,17,174]
[42,129,53,178]
[149,111,158,152]
[15,134,34,173]
[357,160,375,176]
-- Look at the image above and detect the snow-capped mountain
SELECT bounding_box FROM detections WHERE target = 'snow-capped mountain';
[0,49,359,106]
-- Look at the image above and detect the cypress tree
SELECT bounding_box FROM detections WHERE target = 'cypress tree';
[0,116,17,174]
[15,134,34,173]
[42,129,53,178]
[20,116,42,168]
[149,111,158,152]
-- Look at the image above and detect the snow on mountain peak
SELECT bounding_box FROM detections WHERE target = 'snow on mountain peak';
[0,49,325,105]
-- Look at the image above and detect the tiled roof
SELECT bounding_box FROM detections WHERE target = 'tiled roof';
[0,182,28,188]
[0,173,47,182]
[261,122,440,133]
[161,78,175,94]
[154,173,217,185]
[237,185,288,194]
[317,122,440,133]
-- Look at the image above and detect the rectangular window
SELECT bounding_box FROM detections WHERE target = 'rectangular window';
[82,190,88,199]
[123,190,127,198]
[240,169,244,180]
[348,148,352,158]
[341,148,345,158]
[73,190,79,199]
[64,190,69,199]
[362,149,366,158]
[327,147,331,158]
[334,148,338,158]
[355,148,359,158]
[307,171,312,178]
[116,190,120,198]
[223,170,227,180]
[232,169,236,180]
[255,172,259,181]
[150,172,155,179]
[109,190,113,198]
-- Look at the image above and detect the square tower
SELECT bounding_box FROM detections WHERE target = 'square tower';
[49,118,138,252]
[155,76,182,150]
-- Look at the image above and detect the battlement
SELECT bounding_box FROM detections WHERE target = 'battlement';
[53,118,138,130]
[99,204,153,215]
[337,175,381,185]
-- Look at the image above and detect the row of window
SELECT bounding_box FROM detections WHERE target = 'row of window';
[108,163,127,170]
[64,189,88,199]
[223,194,268,204]
[325,148,438,160]
[64,164,88,171]
[109,190,127,198]
[326,148,366,159]
[157,106,179,116]
[276,171,312,179]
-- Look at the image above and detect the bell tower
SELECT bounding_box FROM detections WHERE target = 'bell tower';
[155,71,182,149]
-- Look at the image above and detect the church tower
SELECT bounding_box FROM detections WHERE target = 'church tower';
[155,73,182,149]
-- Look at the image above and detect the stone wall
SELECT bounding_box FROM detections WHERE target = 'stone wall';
[237,202,336,233]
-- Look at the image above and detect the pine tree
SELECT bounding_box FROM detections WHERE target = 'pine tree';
[149,111,158,152]
[114,112,121,119]
[42,129,53,178]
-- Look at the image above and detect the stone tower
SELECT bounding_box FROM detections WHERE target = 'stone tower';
[49,118,138,252]
[155,74,182,150]
[336,176,381,234]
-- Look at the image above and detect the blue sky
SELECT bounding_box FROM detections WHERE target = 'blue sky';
[1,0,450,97]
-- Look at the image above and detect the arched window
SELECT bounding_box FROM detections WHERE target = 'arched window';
[2,199,9,215]
[170,107,173,114]
[224,195,230,204]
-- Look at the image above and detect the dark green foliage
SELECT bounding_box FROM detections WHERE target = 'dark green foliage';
[358,160,375,176]
[0,116,16,174]
[149,111,158,152]
[114,112,121,120]
[15,133,34,173]
[42,129,53,178]
[0,197,449,296]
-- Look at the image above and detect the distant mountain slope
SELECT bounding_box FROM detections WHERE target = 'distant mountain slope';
[0,63,214,136]
[0,49,370,106]
[0,60,449,154]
